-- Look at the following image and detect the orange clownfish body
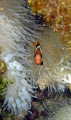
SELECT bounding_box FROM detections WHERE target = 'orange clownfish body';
[34,41,43,65]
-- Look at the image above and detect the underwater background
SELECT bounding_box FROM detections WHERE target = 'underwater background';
[0,0,71,120]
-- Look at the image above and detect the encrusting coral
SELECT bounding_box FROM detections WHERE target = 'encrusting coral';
[28,0,71,55]
[49,105,71,120]
[0,59,7,77]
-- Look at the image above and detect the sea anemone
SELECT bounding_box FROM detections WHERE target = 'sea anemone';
[30,28,71,91]
[0,0,71,118]
[0,0,42,117]
[28,0,71,91]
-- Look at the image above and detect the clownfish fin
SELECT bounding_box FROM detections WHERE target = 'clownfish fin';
[40,61,43,65]
[41,54,42,58]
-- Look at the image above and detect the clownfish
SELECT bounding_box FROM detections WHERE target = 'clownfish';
[34,41,43,65]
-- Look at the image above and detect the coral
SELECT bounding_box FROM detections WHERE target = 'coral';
[29,109,38,120]
[50,105,71,120]
[28,0,71,55]
[0,59,7,77]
